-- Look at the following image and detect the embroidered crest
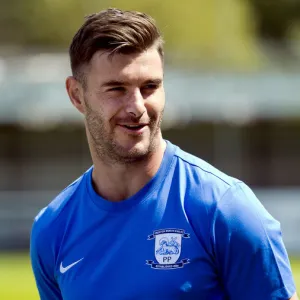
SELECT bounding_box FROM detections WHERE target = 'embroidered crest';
[146,228,190,270]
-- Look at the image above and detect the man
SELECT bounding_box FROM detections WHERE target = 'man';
[30,8,297,300]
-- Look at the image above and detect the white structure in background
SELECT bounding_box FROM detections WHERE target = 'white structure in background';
[0,53,300,126]
[0,53,299,252]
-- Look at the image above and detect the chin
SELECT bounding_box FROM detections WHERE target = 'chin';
[120,140,149,155]
[113,137,156,160]
[108,130,161,162]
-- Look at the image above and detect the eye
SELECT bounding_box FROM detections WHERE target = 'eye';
[108,87,126,92]
[143,84,158,90]
[141,84,160,95]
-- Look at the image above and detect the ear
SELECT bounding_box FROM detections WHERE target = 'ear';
[66,76,85,114]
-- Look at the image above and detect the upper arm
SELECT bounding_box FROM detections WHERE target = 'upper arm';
[30,217,62,300]
[290,293,299,300]
[212,182,296,300]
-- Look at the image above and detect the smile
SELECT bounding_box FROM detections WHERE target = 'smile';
[122,124,145,129]
[118,124,148,135]
[119,124,147,130]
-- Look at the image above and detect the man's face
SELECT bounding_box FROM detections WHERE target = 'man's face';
[81,47,165,163]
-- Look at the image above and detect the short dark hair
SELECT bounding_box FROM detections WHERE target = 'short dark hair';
[69,8,164,86]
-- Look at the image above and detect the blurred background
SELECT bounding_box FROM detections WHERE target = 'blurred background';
[0,0,300,298]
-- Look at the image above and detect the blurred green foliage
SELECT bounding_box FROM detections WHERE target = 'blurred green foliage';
[0,0,300,68]
[0,0,257,68]
[249,0,300,42]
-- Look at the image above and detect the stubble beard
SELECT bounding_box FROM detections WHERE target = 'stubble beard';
[84,101,164,165]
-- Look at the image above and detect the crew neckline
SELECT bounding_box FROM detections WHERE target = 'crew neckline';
[86,140,176,212]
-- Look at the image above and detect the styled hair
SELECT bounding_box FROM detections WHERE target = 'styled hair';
[69,8,164,86]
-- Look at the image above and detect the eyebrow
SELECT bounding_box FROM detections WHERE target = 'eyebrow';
[101,78,162,88]
[101,80,129,88]
[144,79,163,86]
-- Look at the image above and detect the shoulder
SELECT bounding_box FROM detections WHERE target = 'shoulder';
[171,144,243,236]
[30,167,91,243]
[171,144,265,244]
[174,145,268,222]
[212,181,278,241]
[174,145,241,201]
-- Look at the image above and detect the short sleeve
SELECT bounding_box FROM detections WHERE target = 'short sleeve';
[211,182,296,300]
[30,215,62,300]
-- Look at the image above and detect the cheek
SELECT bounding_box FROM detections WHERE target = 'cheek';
[86,95,119,122]
[155,88,165,108]
[147,93,165,116]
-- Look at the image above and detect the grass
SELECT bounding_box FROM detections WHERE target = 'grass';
[0,252,39,300]
[0,252,299,299]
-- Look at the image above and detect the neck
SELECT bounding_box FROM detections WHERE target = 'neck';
[91,137,166,202]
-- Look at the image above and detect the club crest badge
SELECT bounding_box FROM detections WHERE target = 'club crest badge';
[146,228,190,270]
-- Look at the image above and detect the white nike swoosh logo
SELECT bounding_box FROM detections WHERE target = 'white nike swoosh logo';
[60,258,84,274]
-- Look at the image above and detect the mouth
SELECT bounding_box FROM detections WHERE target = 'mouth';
[117,123,148,135]
[119,124,147,131]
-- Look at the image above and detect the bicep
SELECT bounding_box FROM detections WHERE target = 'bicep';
[289,292,299,300]
[30,225,62,300]
[212,182,296,300]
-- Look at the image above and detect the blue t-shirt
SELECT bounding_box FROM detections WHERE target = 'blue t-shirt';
[30,140,296,299]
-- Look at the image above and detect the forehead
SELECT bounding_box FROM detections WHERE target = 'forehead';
[88,47,163,84]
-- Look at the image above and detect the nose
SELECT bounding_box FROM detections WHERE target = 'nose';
[125,88,146,118]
